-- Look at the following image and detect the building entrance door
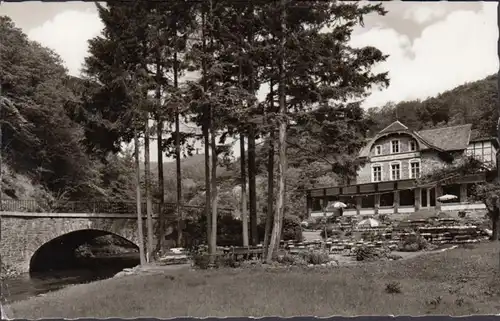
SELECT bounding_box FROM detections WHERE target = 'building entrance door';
[421,188,428,208]
[429,187,436,207]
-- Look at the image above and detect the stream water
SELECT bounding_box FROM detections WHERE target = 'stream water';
[2,253,140,303]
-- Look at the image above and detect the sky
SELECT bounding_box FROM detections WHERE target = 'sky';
[1,1,498,162]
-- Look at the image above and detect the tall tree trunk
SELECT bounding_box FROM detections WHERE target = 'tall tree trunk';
[203,120,211,250]
[0,84,3,212]
[240,134,249,247]
[144,116,154,262]
[492,208,500,241]
[497,0,500,182]
[248,127,257,245]
[174,50,183,248]
[202,6,212,253]
[237,42,248,247]
[210,105,218,261]
[155,51,165,254]
[267,0,287,261]
[208,0,217,262]
[134,129,146,265]
[496,0,500,268]
[263,80,275,259]
[263,130,275,259]
[247,2,258,247]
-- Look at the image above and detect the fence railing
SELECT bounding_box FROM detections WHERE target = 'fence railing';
[0,199,233,216]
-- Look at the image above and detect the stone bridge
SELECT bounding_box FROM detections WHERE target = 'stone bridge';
[1,211,160,274]
[0,200,233,274]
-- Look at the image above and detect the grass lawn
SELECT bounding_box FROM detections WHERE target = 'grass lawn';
[9,242,500,318]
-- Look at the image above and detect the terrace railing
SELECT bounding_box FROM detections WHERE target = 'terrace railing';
[0,199,234,217]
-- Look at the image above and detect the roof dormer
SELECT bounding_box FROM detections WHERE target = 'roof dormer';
[379,120,409,134]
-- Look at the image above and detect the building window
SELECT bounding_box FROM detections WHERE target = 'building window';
[339,196,356,209]
[390,163,401,180]
[361,195,375,208]
[391,140,400,153]
[409,140,417,152]
[410,160,421,179]
[379,192,394,207]
[400,189,415,206]
[372,165,382,182]
[374,145,382,155]
[312,198,323,211]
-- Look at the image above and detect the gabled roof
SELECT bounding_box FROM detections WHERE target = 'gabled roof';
[379,120,408,134]
[416,124,472,151]
[358,122,483,158]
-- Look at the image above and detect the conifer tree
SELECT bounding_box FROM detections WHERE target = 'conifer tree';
[260,0,389,259]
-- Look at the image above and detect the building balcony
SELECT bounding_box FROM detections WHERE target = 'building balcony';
[306,172,489,218]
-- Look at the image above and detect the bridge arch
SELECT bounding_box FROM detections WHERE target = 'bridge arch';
[1,213,155,274]
[29,229,139,274]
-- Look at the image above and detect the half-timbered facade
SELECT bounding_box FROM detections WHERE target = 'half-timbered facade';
[306,121,499,217]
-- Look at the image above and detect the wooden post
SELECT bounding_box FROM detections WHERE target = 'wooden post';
[374,194,380,215]
[306,191,312,218]
[460,184,467,203]
[426,188,431,209]
[435,184,442,211]
[393,190,400,214]
[414,188,421,211]
[322,189,328,241]
[356,196,362,216]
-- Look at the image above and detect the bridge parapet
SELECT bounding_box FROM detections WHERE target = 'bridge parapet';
[0,199,233,216]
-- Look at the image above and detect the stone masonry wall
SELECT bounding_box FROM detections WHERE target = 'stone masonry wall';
[356,133,450,184]
[357,134,420,184]
[1,214,158,274]
[420,151,447,175]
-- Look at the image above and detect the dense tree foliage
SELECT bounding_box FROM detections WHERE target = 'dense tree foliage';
[3,0,499,258]
[0,16,103,199]
[367,75,498,137]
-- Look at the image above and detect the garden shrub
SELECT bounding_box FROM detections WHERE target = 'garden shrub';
[192,253,211,269]
[354,246,379,261]
[320,226,342,239]
[257,215,303,242]
[215,255,239,268]
[192,252,240,269]
[378,214,389,223]
[398,232,429,252]
[281,215,304,242]
[361,231,378,241]
[277,253,304,266]
[385,281,402,294]
[300,250,330,265]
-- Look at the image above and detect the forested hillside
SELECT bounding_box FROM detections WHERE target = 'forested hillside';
[366,74,498,138]
[0,17,148,204]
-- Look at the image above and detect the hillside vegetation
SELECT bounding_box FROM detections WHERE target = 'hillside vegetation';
[367,74,498,137]
[1,15,498,220]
